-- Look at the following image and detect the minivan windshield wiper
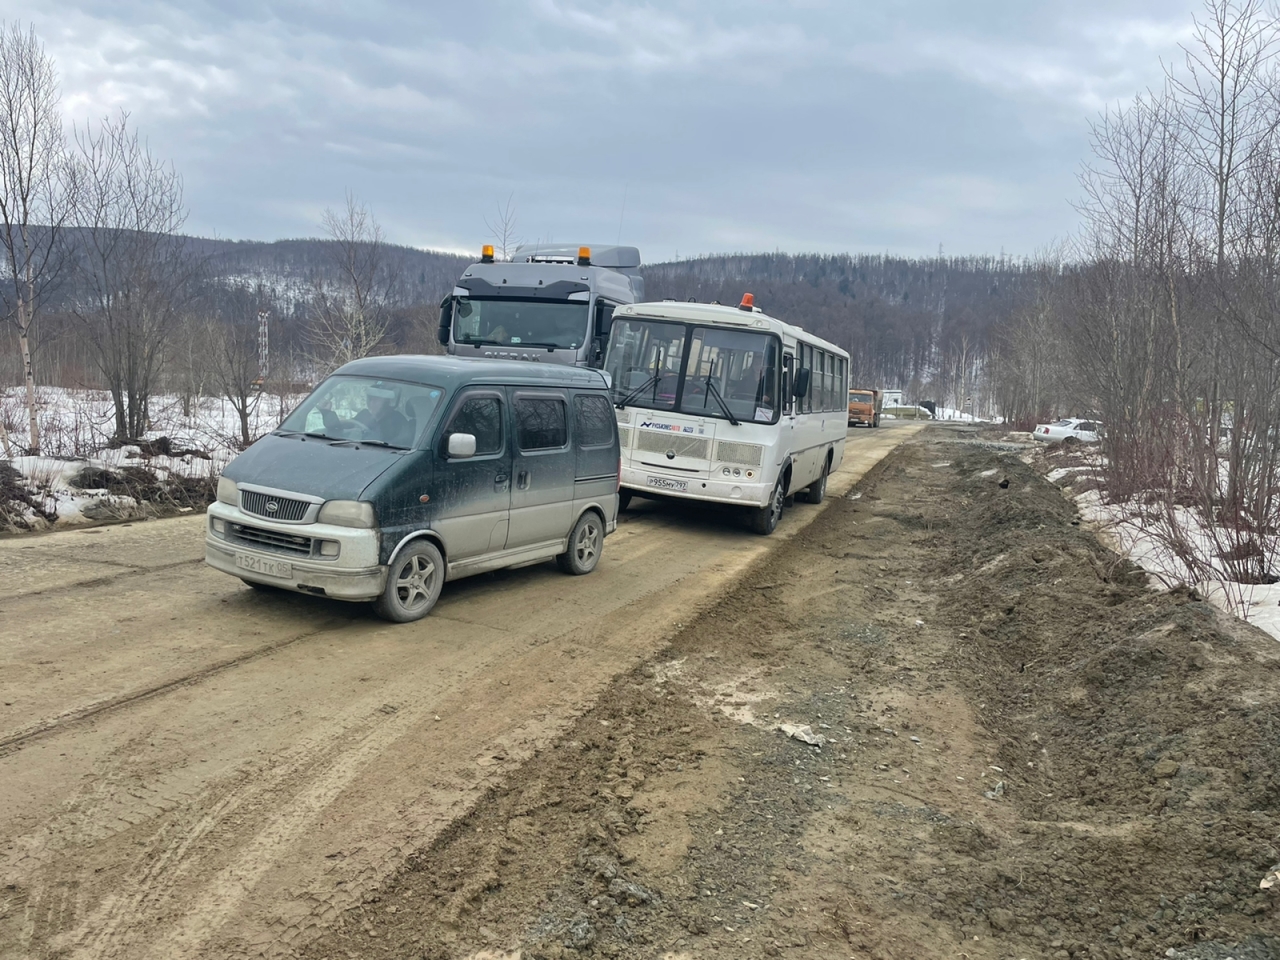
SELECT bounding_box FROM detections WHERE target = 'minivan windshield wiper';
[353,439,406,450]
[615,373,662,409]
[704,378,740,426]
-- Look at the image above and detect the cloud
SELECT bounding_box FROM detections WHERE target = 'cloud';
[5,0,1199,258]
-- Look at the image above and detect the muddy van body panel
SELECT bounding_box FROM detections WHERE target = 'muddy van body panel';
[205,355,618,620]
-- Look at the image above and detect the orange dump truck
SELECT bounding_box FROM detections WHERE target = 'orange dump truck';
[848,388,882,428]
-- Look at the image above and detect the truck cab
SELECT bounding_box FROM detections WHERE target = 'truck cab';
[438,244,644,369]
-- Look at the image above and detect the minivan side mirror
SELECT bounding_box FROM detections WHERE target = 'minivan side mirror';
[793,368,811,398]
[446,432,477,459]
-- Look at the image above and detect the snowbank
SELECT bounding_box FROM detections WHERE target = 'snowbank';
[1,386,300,530]
[1037,448,1280,643]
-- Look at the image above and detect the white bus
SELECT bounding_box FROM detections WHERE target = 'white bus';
[604,295,850,534]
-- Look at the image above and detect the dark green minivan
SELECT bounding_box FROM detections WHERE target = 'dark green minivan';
[205,356,620,622]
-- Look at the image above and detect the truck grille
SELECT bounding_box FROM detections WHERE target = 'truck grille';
[635,430,710,460]
[240,490,311,522]
[229,522,313,557]
[714,440,763,466]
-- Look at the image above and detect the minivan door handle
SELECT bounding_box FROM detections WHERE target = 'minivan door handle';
[494,473,509,488]
[517,470,530,490]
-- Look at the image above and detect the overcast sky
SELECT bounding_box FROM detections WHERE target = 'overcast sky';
[12,0,1200,261]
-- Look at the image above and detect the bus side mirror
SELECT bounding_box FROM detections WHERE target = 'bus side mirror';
[793,368,811,398]
[437,296,452,346]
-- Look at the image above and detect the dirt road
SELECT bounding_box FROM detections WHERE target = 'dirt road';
[285,429,1280,960]
[0,423,921,960]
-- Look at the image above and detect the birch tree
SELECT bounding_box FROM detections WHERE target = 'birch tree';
[0,22,74,455]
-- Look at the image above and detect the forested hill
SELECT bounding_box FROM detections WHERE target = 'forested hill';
[642,253,1043,396]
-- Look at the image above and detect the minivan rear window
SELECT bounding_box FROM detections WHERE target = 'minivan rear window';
[574,395,615,447]
[515,398,567,450]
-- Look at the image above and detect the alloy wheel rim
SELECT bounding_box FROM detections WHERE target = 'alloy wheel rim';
[575,522,600,564]
[395,554,436,610]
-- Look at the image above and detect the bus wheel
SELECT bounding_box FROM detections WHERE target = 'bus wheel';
[800,461,828,504]
[618,490,632,513]
[749,478,786,535]
[374,540,444,622]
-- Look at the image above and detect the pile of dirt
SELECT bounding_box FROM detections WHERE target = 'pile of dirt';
[0,460,57,531]
[296,432,1279,960]
[68,463,216,516]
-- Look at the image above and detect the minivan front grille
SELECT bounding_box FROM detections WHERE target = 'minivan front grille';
[714,440,763,466]
[240,490,311,522]
[229,522,313,557]
[634,430,711,460]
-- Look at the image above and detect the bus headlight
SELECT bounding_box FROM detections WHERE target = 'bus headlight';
[722,467,731,476]
[318,500,376,528]
[217,476,238,505]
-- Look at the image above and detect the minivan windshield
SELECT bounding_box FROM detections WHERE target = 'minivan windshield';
[452,297,588,350]
[278,376,445,449]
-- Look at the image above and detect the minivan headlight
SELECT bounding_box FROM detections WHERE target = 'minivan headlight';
[217,476,238,505]
[318,500,376,528]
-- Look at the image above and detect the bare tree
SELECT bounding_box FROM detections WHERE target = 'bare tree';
[71,110,192,441]
[484,193,521,261]
[0,22,75,455]
[308,193,397,371]
[202,300,264,449]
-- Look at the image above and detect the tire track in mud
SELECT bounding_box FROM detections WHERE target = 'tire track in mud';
[0,620,348,758]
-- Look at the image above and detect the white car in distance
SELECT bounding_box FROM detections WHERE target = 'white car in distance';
[1033,418,1102,443]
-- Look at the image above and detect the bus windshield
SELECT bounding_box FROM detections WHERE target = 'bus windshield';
[605,318,686,411]
[680,327,779,424]
[452,297,589,350]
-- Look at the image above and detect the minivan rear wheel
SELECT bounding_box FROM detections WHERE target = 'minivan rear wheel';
[374,540,444,622]
[558,511,603,575]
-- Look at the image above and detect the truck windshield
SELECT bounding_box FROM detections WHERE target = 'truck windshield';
[680,327,779,424]
[452,297,588,350]
[278,376,445,449]
[850,392,874,403]
[605,318,686,410]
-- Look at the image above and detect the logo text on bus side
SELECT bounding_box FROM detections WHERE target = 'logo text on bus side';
[639,420,703,435]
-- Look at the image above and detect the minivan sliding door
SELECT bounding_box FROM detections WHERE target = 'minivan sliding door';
[507,390,575,550]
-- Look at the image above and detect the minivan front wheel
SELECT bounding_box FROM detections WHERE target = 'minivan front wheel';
[374,540,445,622]
[558,511,603,575]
